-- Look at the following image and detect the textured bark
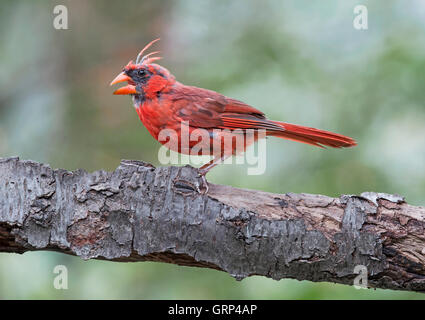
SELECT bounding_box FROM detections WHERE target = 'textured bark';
[0,157,424,292]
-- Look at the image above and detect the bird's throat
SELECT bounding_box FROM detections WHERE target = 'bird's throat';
[132,94,145,109]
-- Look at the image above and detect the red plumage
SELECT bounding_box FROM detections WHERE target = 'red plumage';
[111,40,356,190]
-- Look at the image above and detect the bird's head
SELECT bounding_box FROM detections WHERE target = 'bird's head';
[110,38,175,97]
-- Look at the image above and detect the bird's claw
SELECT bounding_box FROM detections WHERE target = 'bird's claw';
[197,169,209,194]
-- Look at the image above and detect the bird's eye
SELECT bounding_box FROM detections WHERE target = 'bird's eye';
[137,69,146,76]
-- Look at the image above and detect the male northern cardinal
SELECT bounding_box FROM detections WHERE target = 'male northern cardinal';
[111,39,356,192]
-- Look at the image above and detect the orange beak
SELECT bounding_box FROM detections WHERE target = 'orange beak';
[110,72,137,95]
[110,72,131,86]
[113,84,138,95]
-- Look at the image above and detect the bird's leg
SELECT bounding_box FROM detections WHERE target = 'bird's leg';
[197,154,230,194]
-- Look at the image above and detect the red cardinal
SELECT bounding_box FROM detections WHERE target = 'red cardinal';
[111,39,356,192]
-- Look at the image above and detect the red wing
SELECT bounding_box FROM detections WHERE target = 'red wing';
[167,85,355,149]
[170,95,223,128]
[170,85,270,130]
[222,98,265,116]
[219,113,283,131]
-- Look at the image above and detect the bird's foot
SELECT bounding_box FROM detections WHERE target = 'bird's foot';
[197,168,209,194]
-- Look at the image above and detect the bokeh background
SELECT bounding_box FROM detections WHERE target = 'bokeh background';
[1,0,424,299]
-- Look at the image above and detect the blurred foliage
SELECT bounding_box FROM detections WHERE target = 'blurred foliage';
[0,0,424,299]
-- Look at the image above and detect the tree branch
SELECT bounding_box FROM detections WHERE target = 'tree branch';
[0,157,424,292]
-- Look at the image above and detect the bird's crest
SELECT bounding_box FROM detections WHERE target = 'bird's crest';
[135,38,162,65]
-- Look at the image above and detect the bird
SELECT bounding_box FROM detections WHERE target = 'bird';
[110,39,356,193]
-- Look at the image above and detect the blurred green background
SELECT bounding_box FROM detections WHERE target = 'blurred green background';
[1,0,424,299]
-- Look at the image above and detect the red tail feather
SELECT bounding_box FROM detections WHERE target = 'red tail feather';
[269,121,356,148]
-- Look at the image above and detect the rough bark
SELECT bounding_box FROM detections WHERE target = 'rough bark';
[0,157,424,292]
